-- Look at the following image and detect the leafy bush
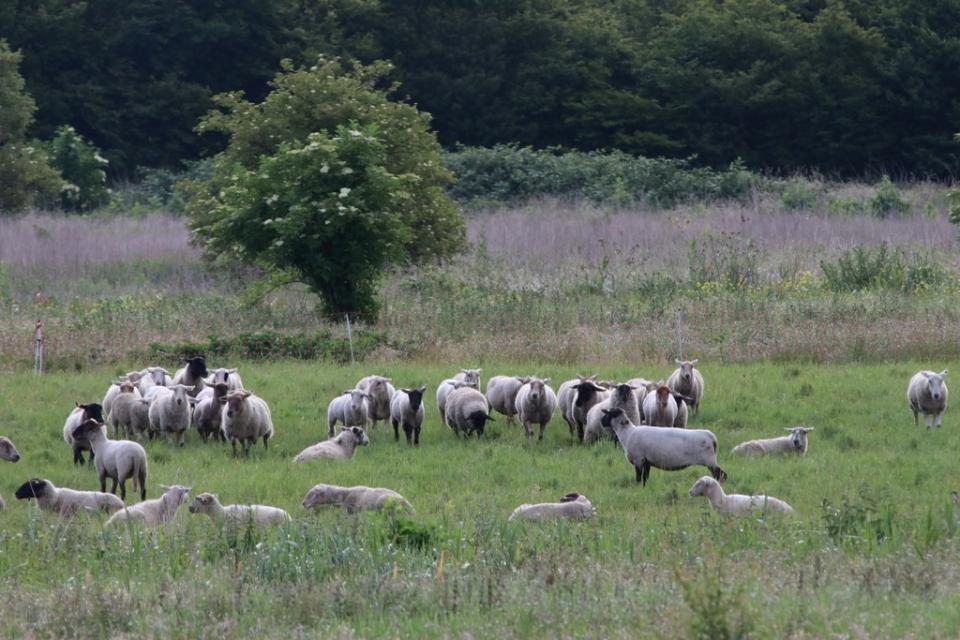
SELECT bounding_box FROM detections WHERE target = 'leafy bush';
[822,489,896,547]
[826,197,867,216]
[780,180,820,210]
[870,176,911,217]
[44,125,110,211]
[821,245,946,293]
[688,232,761,289]
[109,160,213,215]
[677,563,755,640]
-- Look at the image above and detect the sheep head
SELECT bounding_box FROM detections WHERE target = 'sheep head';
[401,386,427,410]
[573,380,604,406]
[72,418,106,442]
[600,407,630,430]
[302,484,336,508]
[341,426,370,446]
[459,369,481,388]
[188,493,219,514]
[688,476,718,497]
[0,436,20,463]
[674,359,699,382]
[210,368,238,385]
[15,478,51,500]
[183,356,209,380]
[785,427,814,451]
[76,402,105,423]
[923,370,948,401]
[221,390,253,417]
[159,485,192,508]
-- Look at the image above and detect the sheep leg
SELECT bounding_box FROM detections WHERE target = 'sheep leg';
[263,433,270,450]
[576,421,585,443]
[118,480,126,501]
[913,410,919,428]
[522,420,532,439]
[73,447,84,466]
[710,466,727,483]
[936,411,944,428]
[926,414,933,430]
[635,465,644,483]
[110,477,118,495]
[538,422,546,441]
[414,426,420,446]
[138,468,147,501]
[392,418,400,442]
[231,439,238,457]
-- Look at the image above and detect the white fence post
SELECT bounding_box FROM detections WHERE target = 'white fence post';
[345,313,355,365]
[34,320,44,376]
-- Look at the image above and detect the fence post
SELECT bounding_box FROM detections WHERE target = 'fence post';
[34,320,44,376]
[345,313,355,365]
[676,308,683,361]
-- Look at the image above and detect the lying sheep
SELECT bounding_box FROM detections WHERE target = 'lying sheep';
[584,383,641,444]
[293,426,369,462]
[486,376,528,426]
[63,402,105,465]
[557,374,598,437]
[0,437,20,511]
[148,384,193,446]
[667,359,705,416]
[193,383,229,442]
[220,390,274,456]
[302,484,413,513]
[600,408,727,486]
[357,375,395,431]
[508,493,597,522]
[72,419,148,501]
[106,485,192,526]
[390,386,427,445]
[907,369,949,429]
[138,366,172,396]
[514,377,557,440]
[102,371,142,418]
[688,476,793,515]
[444,384,495,437]
[108,381,144,438]
[327,389,371,437]
[732,427,814,456]
[206,367,244,392]
[188,492,291,526]
[15,478,124,517]
[172,356,209,397]
[437,369,482,427]
[571,380,610,442]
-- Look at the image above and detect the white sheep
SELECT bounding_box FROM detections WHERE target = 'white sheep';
[557,374,598,437]
[0,436,20,511]
[172,356,209,397]
[148,384,193,446]
[102,371,142,418]
[327,389,371,437]
[445,384,495,437]
[584,383,641,444]
[732,427,814,456]
[108,381,144,438]
[357,375,395,431]
[667,359,705,416]
[138,366,172,396]
[206,367,244,392]
[188,492,291,526]
[15,478,124,517]
[642,385,680,427]
[486,376,529,426]
[437,369,482,427]
[390,386,427,445]
[688,476,793,515]
[907,369,949,429]
[600,407,727,486]
[514,377,557,440]
[509,493,597,522]
[220,390,274,456]
[63,402,106,465]
[193,383,229,442]
[72,419,149,501]
[302,484,413,513]
[293,426,370,462]
[106,485,192,526]
[571,380,611,442]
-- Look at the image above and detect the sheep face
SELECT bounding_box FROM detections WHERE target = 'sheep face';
[675,359,699,383]
[366,376,391,394]
[117,381,137,395]
[527,379,548,403]
[212,383,230,400]
[600,407,631,430]
[655,386,671,408]
[614,383,636,403]
[0,436,20,462]
[341,389,370,418]
[210,368,237,385]
[923,370,948,401]
[786,427,814,451]
[343,426,370,446]
[688,476,717,497]
[559,492,582,503]
[402,386,427,411]
[188,493,218,514]
[15,478,50,500]
[72,418,106,442]
[77,402,105,423]
[183,356,209,380]
[459,369,481,389]
[168,384,191,408]
[147,367,170,385]
[222,390,253,418]
[159,484,192,507]
[302,484,336,508]
[573,381,602,407]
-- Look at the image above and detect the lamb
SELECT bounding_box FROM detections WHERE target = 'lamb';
[557,374,597,437]
[514,377,557,440]
[15,478,124,517]
[357,375,396,431]
[138,366,172,396]
[102,371,142,418]
[108,381,144,438]
[642,385,681,427]
[584,383,641,444]
[688,476,793,515]
[147,384,193,446]
[129,399,153,440]
[907,369,949,429]
[105,485,192,526]
[193,383,229,442]
[732,427,814,456]
[302,484,413,513]
[188,492,291,526]
[172,356,209,397]
[486,376,529,426]
[63,402,105,465]
[444,384,495,437]
[0,436,20,511]
[205,367,244,392]
[437,369,482,427]
[571,380,611,442]
[390,386,427,445]
[327,389,371,437]
[667,359,704,416]
[600,407,727,486]
[72,419,149,501]
[293,426,369,462]
[220,390,273,456]
[508,493,597,522]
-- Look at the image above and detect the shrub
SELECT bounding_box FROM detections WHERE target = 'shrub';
[780,180,820,210]
[688,232,761,289]
[869,176,910,218]
[44,125,110,211]
[821,245,946,293]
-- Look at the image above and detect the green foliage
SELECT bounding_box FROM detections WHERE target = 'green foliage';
[779,180,820,210]
[821,489,896,548]
[187,58,465,318]
[677,563,755,640]
[820,245,946,293]
[869,176,911,218]
[688,232,761,289]
[44,125,110,211]
[107,160,213,215]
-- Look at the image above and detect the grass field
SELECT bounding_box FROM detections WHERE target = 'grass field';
[1,360,959,638]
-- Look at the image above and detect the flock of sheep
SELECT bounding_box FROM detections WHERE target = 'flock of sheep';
[0,357,950,526]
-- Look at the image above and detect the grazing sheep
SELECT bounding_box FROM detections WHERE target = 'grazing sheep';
[106,485,192,526]
[557,374,598,437]
[72,419,148,501]
[509,493,597,522]
[148,384,193,447]
[514,377,557,440]
[193,383,229,442]
[220,390,274,456]
[732,427,814,456]
[63,402,105,465]
[688,476,793,515]
[293,426,370,462]
[108,381,144,438]
[600,408,727,486]
[0,436,20,511]
[584,383,641,444]
[444,385,495,437]
[436,369,482,427]
[188,493,291,526]
[138,366,172,396]
[302,484,413,513]
[642,385,681,427]
[205,367,244,392]
[327,389,371,437]
[102,371,142,418]
[172,356,209,397]
[571,380,611,442]
[357,375,396,431]
[667,359,705,416]
[390,386,427,445]
[486,376,528,426]
[15,478,124,517]
[907,369,949,429]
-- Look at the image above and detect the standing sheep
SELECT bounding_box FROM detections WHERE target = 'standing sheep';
[557,374,598,437]
[293,426,369,463]
[357,375,395,431]
[148,384,193,446]
[327,389,371,437]
[444,385,495,437]
[138,366,172,396]
[514,377,557,440]
[102,372,142,418]
[642,385,680,427]
[106,485,192,526]
[732,427,814,456]
[188,493,291,526]
[220,390,274,456]
[667,359,704,416]
[303,484,413,513]
[509,493,597,522]
[172,356,210,397]
[72,419,149,501]
[437,369,482,427]
[584,383,641,444]
[688,476,793,515]
[0,437,20,511]
[486,376,528,426]
[108,381,143,438]
[390,386,427,445]
[571,380,610,442]
[63,402,105,465]
[15,478,124,517]
[193,383,229,442]
[907,369,949,429]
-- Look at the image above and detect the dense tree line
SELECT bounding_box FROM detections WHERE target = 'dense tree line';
[2,0,960,176]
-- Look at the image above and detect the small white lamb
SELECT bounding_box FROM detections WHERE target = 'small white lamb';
[220,390,274,456]
[302,484,413,513]
[106,485,192,526]
[327,389,371,437]
[688,476,793,515]
[188,492,291,526]
[732,427,814,456]
[508,493,597,522]
[293,426,369,463]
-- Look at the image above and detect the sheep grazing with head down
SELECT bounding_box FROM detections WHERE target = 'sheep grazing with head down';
[172,356,209,397]
[509,493,597,522]
[220,390,274,456]
[303,484,413,513]
[667,359,704,416]
[688,476,793,515]
[72,418,149,501]
[357,375,395,431]
[106,484,192,527]
[0,437,20,511]
[907,369,949,429]
[584,383,641,444]
[556,374,598,437]
[390,386,427,445]
[188,492,291,526]
[15,478,124,517]
[63,402,105,465]
[732,427,814,456]
[293,426,370,463]
[445,384,495,437]
[327,389,371,437]
[514,377,557,441]
[436,369,482,427]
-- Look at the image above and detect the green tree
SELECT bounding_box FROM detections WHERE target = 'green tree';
[45,125,110,211]
[187,58,465,318]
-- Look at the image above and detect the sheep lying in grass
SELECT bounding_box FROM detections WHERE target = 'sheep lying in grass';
[220,390,274,456]
[0,437,20,511]
[732,427,814,456]
[508,493,596,522]
[72,419,149,501]
[63,402,105,465]
[437,369,482,427]
[193,383,229,442]
[327,389,371,437]
[357,375,395,431]
[188,493,291,526]
[206,367,244,392]
[600,408,726,486]
[486,376,528,426]
[514,377,557,440]
[667,359,704,416]
[584,383,640,444]
[444,384,495,437]
[390,386,427,445]
[571,380,610,442]
[293,426,369,463]
[106,485,192,526]
[688,476,793,515]
[15,478,124,517]
[557,374,597,437]
[907,369,949,429]
[302,484,413,513]
[102,372,142,418]
[172,356,209,397]
[148,384,192,446]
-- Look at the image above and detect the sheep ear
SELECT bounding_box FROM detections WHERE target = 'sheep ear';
[160,484,170,490]
[383,377,392,382]
[418,385,427,393]
[241,391,252,398]
[940,369,949,377]
[675,359,682,364]
[601,409,612,416]
[542,377,551,384]
[803,427,815,432]
[227,368,237,374]
[691,359,699,365]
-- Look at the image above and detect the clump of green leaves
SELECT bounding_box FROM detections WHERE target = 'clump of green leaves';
[44,125,110,211]
[820,245,945,293]
[870,176,910,218]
